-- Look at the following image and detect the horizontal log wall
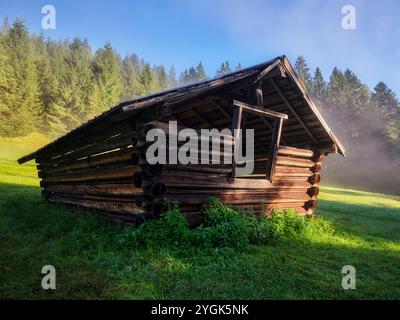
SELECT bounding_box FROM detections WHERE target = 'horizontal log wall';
[38,121,146,225]
[38,118,324,227]
[131,121,323,225]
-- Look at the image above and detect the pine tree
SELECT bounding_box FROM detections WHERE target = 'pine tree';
[294,55,312,90]
[0,19,41,136]
[326,67,347,111]
[32,34,53,133]
[216,61,232,77]
[343,69,370,113]
[154,65,168,90]
[235,62,242,71]
[0,21,16,135]
[195,62,208,81]
[178,63,208,85]
[187,66,197,84]
[216,63,225,77]
[179,69,189,85]
[136,63,156,95]
[43,39,72,135]
[50,37,94,131]
[224,61,232,74]
[91,43,123,115]
[311,67,327,103]
[372,82,400,146]
[168,66,177,87]
[122,53,142,100]
[372,82,399,113]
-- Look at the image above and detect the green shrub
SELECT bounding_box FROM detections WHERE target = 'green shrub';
[259,208,309,243]
[201,197,252,248]
[118,198,314,251]
[134,202,190,248]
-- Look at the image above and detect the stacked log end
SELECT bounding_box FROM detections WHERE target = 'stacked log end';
[266,145,323,217]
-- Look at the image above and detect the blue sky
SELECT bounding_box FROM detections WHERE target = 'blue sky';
[1,0,399,95]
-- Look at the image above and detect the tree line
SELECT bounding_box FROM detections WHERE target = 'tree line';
[0,19,241,137]
[1,18,399,157]
[294,56,400,192]
[295,56,400,152]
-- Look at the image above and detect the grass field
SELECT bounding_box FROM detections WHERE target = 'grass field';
[0,134,399,299]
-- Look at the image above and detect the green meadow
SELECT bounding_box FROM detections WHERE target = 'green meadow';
[0,134,399,299]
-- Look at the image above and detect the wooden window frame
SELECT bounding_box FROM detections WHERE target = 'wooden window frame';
[229,99,287,181]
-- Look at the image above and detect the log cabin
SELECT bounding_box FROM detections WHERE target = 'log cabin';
[18,56,345,227]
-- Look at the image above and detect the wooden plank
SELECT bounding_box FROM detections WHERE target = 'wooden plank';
[38,148,135,173]
[252,59,281,84]
[214,99,269,154]
[43,165,140,183]
[255,80,264,108]
[277,145,314,158]
[47,194,144,215]
[252,82,288,145]
[45,183,142,197]
[230,104,243,179]
[276,156,315,168]
[267,118,283,181]
[231,99,288,119]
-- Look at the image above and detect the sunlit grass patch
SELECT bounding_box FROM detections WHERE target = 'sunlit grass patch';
[0,135,399,299]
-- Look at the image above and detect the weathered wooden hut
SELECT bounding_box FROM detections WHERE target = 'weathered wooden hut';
[18,56,345,226]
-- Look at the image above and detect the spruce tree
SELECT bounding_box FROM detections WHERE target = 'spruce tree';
[216,63,225,77]
[294,55,312,90]
[224,61,232,74]
[154,65,168,90]
[136,63,156,95]
[0,21,16,135]
[0,19,41,136]
[372,82,399,114]
[195,62,208,81]
[326,67,347,111]
[32,34,53,133]
[343,69,370,113]
[91,43,124,114]
[168,66,177,87]
[179,69,189,85]
[311,67,327,104]
[216,61,232,77]
[44,39,72,135]
[187,66,197,84]
[372,82,400,146]
[50,37,93,131]
[122,54,142,100]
